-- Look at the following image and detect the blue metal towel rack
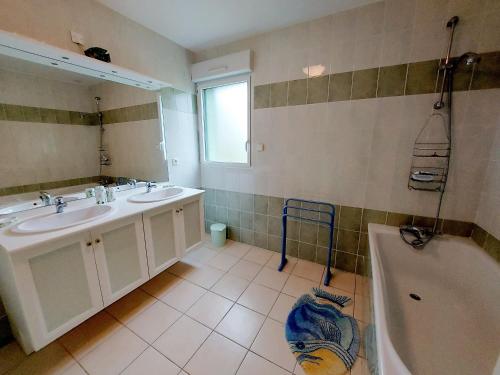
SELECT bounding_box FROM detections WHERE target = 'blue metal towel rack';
[278,198,335,286]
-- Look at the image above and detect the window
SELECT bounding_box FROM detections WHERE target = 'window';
[198,75,250,165]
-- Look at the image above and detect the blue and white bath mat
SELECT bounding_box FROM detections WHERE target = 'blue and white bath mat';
[285,288,360,375]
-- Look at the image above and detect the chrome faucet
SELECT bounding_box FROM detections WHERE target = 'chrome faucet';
[54,196,67,214]
[127,179,137,188]
[146,182,157,193]
[40,191,53,206]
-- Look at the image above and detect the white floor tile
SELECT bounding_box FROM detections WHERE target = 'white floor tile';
[294,362,307,375]
[185,332,247,375]
[354,295,372,323]
[153,315,211,367]
[355,275,370,297]
[121,347,180,375]
[266,253,298,273]
[183,246,219,264]
[159,279,206,312]
[254,267,290,291]
[329,269,356,294]
[215,304,265,348]
[186,291,233,328]
[269,294,297,324]
[79,327,147,375]
[237,283,279,315]
[244,247,274,265]
[106,288,156,324]
[222,242,252,258]
[126,301,182,343]
[182,264,225,289]
[211,273,250,301]
[292,260,325,283]
[251,318,296,372]
[59,311,122,360]
[7,342,76,375]
[229,259,263,281]
[237,351,292,375]
[61,363,87,375]
[208,252,240,271]
[140,271,182,299]
[282,275,317,298]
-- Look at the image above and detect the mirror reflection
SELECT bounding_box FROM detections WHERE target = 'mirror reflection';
[0,54,169,215]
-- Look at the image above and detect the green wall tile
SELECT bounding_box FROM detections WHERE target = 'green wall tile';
[228,226,240,241]
[286,239,299,257]
[361,209,387,232]
[318,226,337,248]
[406,60,439,95]
[287,79,307,106]
[315,246,331,265]
[254,195,269,215]
[471,225,488,247]
[240,229,254,245]
[300,201,320,220]
[307,75,329,104]
[300,222,318,244]
[227,191,240,209]
[205,205,216,221]
[215,206,228,224]
[377,64,407,97]
[298,242,316,261]
[351,68,379,100]
[337,229,360,254]
[215,190,228,206]
[339,206,362,231]
[254,232,268,248]
[335,251,357,273]
[267,235,282,252]
[270,82,288,107]
[228,209,240,227]
[23,106,41,122]
[451,60,473,91]
[268,196,284,217]
[240,212,254,230]
[268,216,282,236]
[0,104,6,120]
[204,189,216,204]
[254,213,268,233]
[55,109,71,124]
[328,72,352,102]
[442,220,473,236]
[386,212,413,227]
[240,193,254,212]
[39,108,57,123]
[4,104,25,122]
[286,220,300,240]
[484,235,500,262]
[471,52,500,90]
[254,84,271,109]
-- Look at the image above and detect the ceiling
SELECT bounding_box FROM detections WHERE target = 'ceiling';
[96,0,377,52]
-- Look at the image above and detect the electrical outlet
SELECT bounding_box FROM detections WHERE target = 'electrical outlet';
[70,31,85,46]
[171,158,179,166]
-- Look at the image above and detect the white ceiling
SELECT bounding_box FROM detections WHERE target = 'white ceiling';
[96,0,378,52]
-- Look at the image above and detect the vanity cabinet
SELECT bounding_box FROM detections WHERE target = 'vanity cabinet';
[143,195,204,277]
[6,233,103,351]
[91,216,149,306]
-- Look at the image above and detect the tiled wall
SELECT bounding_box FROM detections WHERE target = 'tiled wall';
[471,225,500,262]
[254,52,500,109]
[203,188,483,274]
[161,88,200,188]
[101,102,158,124]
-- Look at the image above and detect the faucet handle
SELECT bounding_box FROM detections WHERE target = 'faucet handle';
[55,196,67,206]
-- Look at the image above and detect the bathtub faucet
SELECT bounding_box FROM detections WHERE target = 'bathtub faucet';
[399,225,434,249]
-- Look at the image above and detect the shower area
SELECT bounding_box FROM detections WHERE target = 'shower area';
[400,16,481,249]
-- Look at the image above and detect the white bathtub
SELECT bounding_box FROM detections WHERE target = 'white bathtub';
[368,224,500,375]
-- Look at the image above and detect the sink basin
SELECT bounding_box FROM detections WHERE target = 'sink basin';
[11,205,114,234]
[128,187,184,203]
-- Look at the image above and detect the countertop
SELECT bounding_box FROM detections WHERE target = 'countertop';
[0,186,204,254]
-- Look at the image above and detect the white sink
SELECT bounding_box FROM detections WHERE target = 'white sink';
[128,187,184,203]
[0,196,81,215]
[12,205,114,234]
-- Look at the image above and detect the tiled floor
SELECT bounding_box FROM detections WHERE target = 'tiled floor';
[0,237,371,375]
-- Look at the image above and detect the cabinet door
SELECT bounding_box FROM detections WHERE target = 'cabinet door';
[16,232,103,349]
[91,215,149,306]
[182,199,203,251]
[143,206,180,277]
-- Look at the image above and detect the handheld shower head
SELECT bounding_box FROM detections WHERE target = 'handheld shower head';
[460,52,480,65]
[446,16,459,28]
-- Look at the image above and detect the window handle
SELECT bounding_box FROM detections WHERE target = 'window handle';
[245,140,250,152]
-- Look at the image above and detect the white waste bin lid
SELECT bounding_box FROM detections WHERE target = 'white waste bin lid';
[210,223,226,232]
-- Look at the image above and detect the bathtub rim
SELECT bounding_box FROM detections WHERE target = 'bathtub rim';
[368,223,413,375]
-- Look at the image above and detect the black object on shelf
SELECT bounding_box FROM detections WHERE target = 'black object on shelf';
[84,47,111,63]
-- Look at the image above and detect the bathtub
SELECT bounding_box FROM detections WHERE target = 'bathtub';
[368,224,500,375]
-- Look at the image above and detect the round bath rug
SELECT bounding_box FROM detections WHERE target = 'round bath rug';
[285,288,360,375]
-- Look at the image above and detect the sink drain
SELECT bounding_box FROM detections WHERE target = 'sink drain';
[409,293,421,301]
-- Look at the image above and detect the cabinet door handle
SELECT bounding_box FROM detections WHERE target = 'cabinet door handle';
[86,242,92,247]
[179,208,183,212]
[175,209,180,213]
[95,239,101,244]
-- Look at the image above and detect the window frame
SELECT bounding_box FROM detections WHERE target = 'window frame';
[196,74,251,167]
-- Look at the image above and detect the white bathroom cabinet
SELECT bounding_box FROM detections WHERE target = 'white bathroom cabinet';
[143,196,203,277]
[91,215,149,306]
[0,192,204,353]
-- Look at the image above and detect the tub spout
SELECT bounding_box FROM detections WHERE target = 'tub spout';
[399,225,434,249]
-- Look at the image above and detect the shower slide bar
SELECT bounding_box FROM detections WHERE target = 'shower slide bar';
[278,198,335,286]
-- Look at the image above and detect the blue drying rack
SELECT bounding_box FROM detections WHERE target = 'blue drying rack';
[278,198,335,286]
